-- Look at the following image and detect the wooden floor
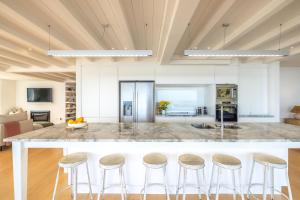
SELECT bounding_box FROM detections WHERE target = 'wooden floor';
[0,147,298,200]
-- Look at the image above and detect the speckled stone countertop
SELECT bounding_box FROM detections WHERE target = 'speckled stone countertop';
[4,122,300,142]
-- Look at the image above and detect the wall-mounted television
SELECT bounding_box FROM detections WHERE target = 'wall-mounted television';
[27,88,53,102]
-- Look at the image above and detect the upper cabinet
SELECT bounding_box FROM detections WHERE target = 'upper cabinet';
[214,65,238,84]
[156,65,215,84]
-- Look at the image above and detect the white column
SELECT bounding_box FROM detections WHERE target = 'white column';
[12,142,28,200]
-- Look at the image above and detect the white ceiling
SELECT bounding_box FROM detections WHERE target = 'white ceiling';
[0,0,299,81]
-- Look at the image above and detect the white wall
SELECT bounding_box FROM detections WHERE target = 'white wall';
[0,79,16,114]
[15,80,65,124]
[77,60,280,123]
[280,67,300,119]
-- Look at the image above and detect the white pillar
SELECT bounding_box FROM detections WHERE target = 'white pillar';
[12,142,28,200]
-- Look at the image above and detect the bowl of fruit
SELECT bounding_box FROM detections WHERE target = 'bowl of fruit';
[67,117,87,129]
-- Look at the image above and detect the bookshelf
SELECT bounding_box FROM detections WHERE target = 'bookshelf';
[65,82,76,121]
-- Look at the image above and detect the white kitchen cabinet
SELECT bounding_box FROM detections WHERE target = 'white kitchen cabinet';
[81,65,100,119]
[99,66,118,121]
[156,65,215,84]
[80,64,119,122]
[238,65,268,116]
[214,65,238,84]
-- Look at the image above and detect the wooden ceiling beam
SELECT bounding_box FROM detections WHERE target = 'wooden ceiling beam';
[247,32,300,62]
[0,57,31,68]
[6,66,75,73]
[18,72,64,82]
[0,63,9,70]
[0,1,75,50]
[96,0,135,50]
[0,23,74,66]
[59,72,76,79]
[241,15,300,50]
[0,48,49,68]
[43,72,73,80]
[0,37,73,67]
[159,0,201,64]
[264,45,300,63]
[189,0,238,49]
[213,0,294,49]
[41,0,104,50]
[43,73,70,81]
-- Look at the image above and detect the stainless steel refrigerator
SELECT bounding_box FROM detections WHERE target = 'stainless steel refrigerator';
[119,81,155,122]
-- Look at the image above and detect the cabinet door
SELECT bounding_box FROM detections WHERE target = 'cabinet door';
[238,66,268,115]
[99,66,118,121]
[81,65,100,118]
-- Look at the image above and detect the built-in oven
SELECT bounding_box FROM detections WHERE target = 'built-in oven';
[216,104,238,122]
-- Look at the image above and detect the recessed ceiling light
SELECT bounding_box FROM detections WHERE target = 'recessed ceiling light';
[28,47,32,51]
[290,46,294,49]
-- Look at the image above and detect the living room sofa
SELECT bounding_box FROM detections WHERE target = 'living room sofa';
[0,112,42,149]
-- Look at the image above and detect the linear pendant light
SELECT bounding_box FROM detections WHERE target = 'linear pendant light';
[47,50,153,57]
[184,49,289,57]
[47,24,152,57]
[184,23,289,57]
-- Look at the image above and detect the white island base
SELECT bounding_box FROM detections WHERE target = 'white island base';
[12,141,298,199]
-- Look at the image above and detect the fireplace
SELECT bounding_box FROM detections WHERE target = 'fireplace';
[30,111,50,122]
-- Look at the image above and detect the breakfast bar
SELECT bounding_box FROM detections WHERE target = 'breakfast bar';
[4,122,300,200]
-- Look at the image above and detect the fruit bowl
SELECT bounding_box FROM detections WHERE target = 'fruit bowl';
[67,122,87,129]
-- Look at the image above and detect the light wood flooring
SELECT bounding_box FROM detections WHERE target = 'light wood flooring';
[0,148,298,200]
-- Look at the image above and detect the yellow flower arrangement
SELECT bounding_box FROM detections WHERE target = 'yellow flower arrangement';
[159,100,170,111]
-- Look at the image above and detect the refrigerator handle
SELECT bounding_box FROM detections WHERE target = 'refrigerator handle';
[136,92,139,122]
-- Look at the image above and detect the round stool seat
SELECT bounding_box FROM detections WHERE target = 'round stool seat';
[143,153,167,168]
[254,153,286,168]
[179,153,205,169]
[99,153,125,169]
[212,153,241,169]
[59,152,87,168]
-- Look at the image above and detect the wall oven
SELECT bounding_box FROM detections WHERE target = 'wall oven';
[216,84,238,122]
[216,104,238,122]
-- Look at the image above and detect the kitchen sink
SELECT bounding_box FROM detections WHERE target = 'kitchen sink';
[215,124,242,129]
[191,123,215,129]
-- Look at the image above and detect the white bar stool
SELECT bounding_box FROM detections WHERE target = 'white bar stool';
[208,153,244,200]
[142,153,170,200]
[97,153,127,200]
[176,154,210,200]
[52,152,93,200]
[247,153,293,200]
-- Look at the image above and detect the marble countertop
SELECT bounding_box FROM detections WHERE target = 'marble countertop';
[4,122,300,142]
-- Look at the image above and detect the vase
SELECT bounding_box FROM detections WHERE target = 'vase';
[161,110,166,115]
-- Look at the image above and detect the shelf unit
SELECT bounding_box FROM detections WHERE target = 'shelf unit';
[65,82,76,121]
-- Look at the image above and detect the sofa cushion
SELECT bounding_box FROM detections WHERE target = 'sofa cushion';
[0,112,27,124]
[19,119,34,133]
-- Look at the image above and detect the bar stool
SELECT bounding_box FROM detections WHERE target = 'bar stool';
[142,153,170,200]
[208,153,244,200]
[176,154,210,200]
[97,153,127,200]
[52,152,93,200]
[247,153,293,200]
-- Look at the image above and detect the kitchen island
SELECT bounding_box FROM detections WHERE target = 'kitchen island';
[4,122,300,200]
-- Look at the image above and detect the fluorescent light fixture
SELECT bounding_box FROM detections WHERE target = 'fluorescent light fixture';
[184,49,289,57]
[48,50,153,57]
